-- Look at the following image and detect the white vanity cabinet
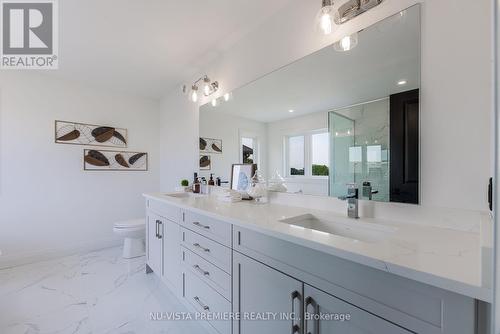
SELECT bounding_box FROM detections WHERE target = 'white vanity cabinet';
[303,285,412,334]
[233,226,477,334]
[232,251,303,334]
[145,196,482,334]
[146,200,183,292]
[232,251,411,334]
[162,218,181,289]
[146,212,163,275]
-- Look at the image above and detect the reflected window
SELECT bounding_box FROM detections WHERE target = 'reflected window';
[367,145,382,163]
[312,132,329,176]
[288,135,305,176]
[349,146,362,163]
[241,137,255,164]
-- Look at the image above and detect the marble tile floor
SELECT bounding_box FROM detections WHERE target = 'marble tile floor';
[0,247,205,334]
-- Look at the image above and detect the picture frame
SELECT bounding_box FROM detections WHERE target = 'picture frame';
[200,137,222,154]
[230,163,257,192]
[84,149,148,171]
[55,120,128,148]
[199,155,211,170]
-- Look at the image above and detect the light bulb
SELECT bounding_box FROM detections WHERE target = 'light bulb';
[211,98,218,107]
[316,0,334,36]
[340,36,351,51]
[223,93,231,101]
[191,86,198,103]
[203,76,211,96]
[333,32,358,52]
[320,11,333,35]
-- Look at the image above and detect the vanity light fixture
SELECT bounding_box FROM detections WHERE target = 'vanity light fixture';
[316,0,384,36]
[334,0,384,25]
[182,75,219,103]
[211,98,218,107]
[333,32,359,52]
[397,79,407,86]
[223,92,232,102]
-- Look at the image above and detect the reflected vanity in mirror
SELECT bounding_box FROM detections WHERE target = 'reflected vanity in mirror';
[199,5,420,204]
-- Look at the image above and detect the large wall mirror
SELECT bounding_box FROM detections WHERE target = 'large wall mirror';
[199,5,420,204]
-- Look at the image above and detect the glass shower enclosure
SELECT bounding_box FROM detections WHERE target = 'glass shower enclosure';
[329,98,390,202]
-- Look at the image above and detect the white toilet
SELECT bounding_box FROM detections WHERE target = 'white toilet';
[113,219,146,259]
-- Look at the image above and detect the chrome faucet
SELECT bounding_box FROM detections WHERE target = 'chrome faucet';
[338,185,359,219]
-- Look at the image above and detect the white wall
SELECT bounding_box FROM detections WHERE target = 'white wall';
[159,0,492,212]
[0,72,160,267]
[199,110,267,183]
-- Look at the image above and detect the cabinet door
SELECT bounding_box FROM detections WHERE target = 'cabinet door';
[233,252,303,334]
[162,218,181,290]
[304,285,412,334]
[147,213,162,275]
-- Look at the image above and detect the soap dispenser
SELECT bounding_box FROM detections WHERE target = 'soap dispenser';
[208,174,215,186]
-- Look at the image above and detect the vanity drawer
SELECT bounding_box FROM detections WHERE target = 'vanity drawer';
[185,271,231,334]
[182,247,231,301]
[181,227,231,274]
[182,210,231,247]
[147,199,182,223]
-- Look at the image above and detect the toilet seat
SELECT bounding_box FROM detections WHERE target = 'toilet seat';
[113,219,145,229]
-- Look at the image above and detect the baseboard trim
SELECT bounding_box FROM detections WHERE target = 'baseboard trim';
[0,237,122,269]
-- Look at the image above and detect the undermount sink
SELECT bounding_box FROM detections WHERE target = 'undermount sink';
[279,214,396,243]
[164,192,204,198]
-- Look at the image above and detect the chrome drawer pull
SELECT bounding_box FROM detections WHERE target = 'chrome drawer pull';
[193,243,210,252]
[193,296,210,311]
[291,290,301,334]
[192,221,210,229]
[305,296,319,334]
[193,264,210,276]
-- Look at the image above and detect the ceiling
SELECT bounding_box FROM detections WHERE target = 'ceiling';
[200,6,420,123]
[46,0,293,99]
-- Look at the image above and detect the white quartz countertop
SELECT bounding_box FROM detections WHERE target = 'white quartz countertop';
[144,192,492,302]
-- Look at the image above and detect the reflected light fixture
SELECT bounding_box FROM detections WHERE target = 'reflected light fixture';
[190,85,198,103]
[223,92,231,102]
[316,0,335,35]
[289,109,295,113]
[397,79,407,86]
[211,98,218,107]
[333,32,358,52]
[203,77,211,96]
[182,75,219,103]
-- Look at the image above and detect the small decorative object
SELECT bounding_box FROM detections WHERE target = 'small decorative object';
[175,179,191,192]
[55,121,128,147]
[200,137,222,154]
[84,149,147,171]
[247,169,267,203]
[268,170,288,192]
[230,164,257,194]
[200,155,211,170]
